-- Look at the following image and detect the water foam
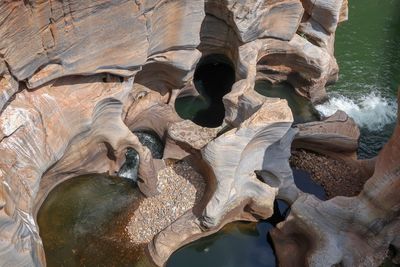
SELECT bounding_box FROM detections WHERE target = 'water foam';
[316,91,397,131]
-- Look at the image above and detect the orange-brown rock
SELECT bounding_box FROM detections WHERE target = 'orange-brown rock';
[271,90,400,266]
[0,1,377,267]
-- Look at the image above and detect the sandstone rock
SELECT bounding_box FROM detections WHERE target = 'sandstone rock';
[149,98,297,266]
[301,0,345,33]
[0,76,179,266]
[0,0,204,89]
[0,75,130,266]
[271,90,400,267]
[201,99,294,228]
[293,110,360,155]
[2,1,386,267]
[0,57,19,113]
[167,120,221,151]
[298,17,332,48]
[206,0,304,43]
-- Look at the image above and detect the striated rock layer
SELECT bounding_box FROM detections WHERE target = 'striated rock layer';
[1,1,397,267]
[271,90,400,266]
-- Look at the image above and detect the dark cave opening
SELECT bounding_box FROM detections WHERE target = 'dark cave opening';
[175,54,235,128]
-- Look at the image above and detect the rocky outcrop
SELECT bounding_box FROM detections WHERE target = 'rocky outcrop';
[0,66,19,113]
[293,110,360,156]
[205,0,304,43]
[0,1,205,262]
[0,1,203,89]
[4,1,397,267]
[271,90,400,266]
[149,98,297,266]
[292,110,376,191]
[0,76,169,266]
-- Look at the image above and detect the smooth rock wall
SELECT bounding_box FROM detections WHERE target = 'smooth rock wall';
[0,1,356,266]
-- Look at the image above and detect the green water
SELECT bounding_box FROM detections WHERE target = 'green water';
[167,221,277,267]
[318,0,399,158]
[37,175,148,267]
[333,0,400,97]
[254,80,320,124]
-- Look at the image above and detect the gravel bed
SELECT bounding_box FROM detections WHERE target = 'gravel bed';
[126,160,206,244]
[290,149,367,198]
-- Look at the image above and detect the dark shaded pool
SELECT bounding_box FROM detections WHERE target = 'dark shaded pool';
[254,80,320,124]
[167,200,289,267]
[167,221,276,267]
[37,174,149,267]
[175,54,235,127]
[292,169,326,201]
[167,170,323,267]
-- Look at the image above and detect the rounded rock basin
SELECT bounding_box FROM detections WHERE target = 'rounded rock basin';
[254,80,320,124]
[175,54,235,128]
[37,174,151,267]
[167,169,325,267]
[38,165,325,267]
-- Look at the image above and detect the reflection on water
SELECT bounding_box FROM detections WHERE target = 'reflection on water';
[167,221,277,267]
[254,80,320,124]
[292,169,326,201]
[37,174,152,267]
[328,0,400,158]
[167,170,323,267]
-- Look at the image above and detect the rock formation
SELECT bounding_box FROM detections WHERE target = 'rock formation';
[0,0,398,267]
[271,90,400,266]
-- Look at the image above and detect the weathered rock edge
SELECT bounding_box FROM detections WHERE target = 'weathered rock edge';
[4,1,396,267]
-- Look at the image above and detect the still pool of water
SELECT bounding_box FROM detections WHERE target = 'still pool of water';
[175,54,235,128]
[38,169,324,267]
[254,80,320,124]
[167,221,277,267]
[167,170,326,267]
[37,174,148,267]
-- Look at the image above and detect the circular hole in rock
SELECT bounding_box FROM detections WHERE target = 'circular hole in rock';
[175,54,235,128]
[254,80,320,124]
[118,130,164,182]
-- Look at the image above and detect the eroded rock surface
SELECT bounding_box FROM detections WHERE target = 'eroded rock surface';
[272,91,400,266]
[2,1,397,267]
[149,98,297,266]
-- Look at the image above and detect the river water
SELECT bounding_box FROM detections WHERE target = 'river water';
[316,0,399,158]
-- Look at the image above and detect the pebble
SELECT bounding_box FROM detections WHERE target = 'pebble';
[126,160,206,244]
[290,149,367,198]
